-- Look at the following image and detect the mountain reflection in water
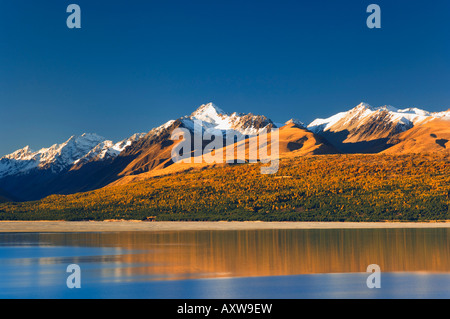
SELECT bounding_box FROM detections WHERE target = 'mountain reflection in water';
[1,228,448,282]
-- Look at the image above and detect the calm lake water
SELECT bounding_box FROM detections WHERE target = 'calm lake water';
[0,229,449,298]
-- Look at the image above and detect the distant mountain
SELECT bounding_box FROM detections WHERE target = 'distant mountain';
[0,133,106,178]
[0,133,150,179]
[0,132,146,201]
[1,101,449,201]
[71,133,146,169]
[307,102,449,153]
[0,102,289,201]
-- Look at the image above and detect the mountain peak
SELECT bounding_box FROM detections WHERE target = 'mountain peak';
[2,145,34,160]
[353,102,373,111]
[190,102,227,121]
[285,118,305,127]
[80,132,103,138]
[376,105,399,113]
[77,132,105,142]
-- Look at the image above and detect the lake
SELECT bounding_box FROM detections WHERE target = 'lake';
[0,228,449,298]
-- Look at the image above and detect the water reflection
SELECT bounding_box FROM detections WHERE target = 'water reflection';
[0,228,448,282]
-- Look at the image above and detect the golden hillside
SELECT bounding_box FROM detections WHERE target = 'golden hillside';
[1,153,449,222]
[109,123,339,187]
[384,118,450,154]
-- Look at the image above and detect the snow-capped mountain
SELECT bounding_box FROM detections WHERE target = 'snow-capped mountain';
[181,102,277,136]
[0,133,104,178]
[309,103,423,134]
[2,100,446,202]
[72,133,146,166]
[0,102,282,180]
[0,132,145,179]
[308,102,449,135]
[307,102,450,153]
[285,118,305,127]
[0,146,38,178]
[430,109,450,118]
[114,102,283,177]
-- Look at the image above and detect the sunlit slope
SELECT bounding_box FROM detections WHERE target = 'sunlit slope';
[108,123,339,187]
[383,118,450,154]
[1,153,449,222]
[222,122,339,160]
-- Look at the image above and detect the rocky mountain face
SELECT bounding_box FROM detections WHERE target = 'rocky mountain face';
[1,101,449,201]
[0,103,283,201]
[181,102,277,137]
[114,103,279,176]
[0,133,147,179]
[0,132,147,201]
[308,103,449,153]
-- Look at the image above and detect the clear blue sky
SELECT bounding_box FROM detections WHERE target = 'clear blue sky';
[1,0,449,155]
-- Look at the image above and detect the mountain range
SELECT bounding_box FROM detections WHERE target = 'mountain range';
[1,102,449,201]
[308,103,450,153]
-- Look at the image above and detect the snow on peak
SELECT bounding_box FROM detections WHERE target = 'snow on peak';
[72,132,146,166]
[190,102,228,123]
[307,111,348,133]
[397,107,430,116]
[285,118,305,127]
[3,146,34,160]
[110,132,146,153]
[307,103,436,134]
[354,102,373,111]
[376,105,399,113]
[0,132,146,178]
[183,102,275,136]
[353,103,399,113]
[19,133,107,172]
[430,109,450,119]
[147,120,176,138]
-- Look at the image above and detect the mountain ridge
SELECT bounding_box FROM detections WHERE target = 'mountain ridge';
[307,102,449,153]
[1,101,449,201]
[0,102,289,200]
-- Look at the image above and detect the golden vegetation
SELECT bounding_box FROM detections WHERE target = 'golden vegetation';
[1,153,449,221]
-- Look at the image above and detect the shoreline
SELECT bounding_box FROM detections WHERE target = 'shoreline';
[0,220,450,232]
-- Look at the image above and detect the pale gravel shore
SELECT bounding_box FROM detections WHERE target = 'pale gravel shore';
[0,220,449,232]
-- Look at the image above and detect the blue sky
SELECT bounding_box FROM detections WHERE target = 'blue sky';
[1,0,449,155]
